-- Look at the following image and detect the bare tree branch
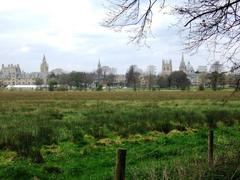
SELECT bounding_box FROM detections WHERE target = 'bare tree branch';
[103,0,240,72]
[103,0,165,44]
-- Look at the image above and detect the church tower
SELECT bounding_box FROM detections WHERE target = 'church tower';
[40,55,49,85]
[96,59,102,84]
[161,59,172,76]
[179,53,187,73]
[40,55,49,73]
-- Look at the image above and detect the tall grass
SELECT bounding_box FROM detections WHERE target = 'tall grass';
[0,92,239,179]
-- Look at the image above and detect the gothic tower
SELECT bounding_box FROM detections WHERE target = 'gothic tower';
[40,55,49,85]
[179,53,187,73]
[96,59,102,84]
[40,55,49,73]
[161,59,172,76]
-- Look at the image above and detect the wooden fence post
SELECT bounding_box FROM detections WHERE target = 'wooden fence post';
[115,148,127,180]
[208,128,214,168]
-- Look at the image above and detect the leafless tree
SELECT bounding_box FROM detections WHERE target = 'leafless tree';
[126,65,141,91]
[177,0,240,63]
[103,0,240,63]
[103,0,166,44]
[146,65,157,90]
[103,0,240,90]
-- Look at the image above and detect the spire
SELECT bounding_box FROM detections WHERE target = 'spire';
[186,61,194,74]
[181,52,184,62]
[41,54,49,73]
[98,59,101,68]
[43,54,46,63]
[179,53,186,72]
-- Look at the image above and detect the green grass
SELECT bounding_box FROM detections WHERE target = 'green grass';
[0,92,239,179]
[1,127,239,179]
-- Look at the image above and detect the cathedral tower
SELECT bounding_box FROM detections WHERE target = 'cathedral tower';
[40,55,49,73]
[179,53,187,72]
[161,59,172,76]
[96,59,102,84]
[40,55,49,85]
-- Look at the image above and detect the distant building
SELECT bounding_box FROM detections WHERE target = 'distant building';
[195,66,208,87]
[0,55,49,86]
[40,55,49,73]
[115,74,126,86]
[0,64,21,79]
[95,60,118,86]
[186,61,195,74]
[96,59,103,84]
[0,64,35,86]
[209,61,223,73]
[178,54,198,86]
[179,53,187,73]
[186,61,198,86]
[101,66,117,76]
[161,59,172,76]
[197,66,208,73]
[50,68,65,76]
[40,55,49,85]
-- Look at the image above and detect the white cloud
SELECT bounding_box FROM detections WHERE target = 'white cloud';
[0,0,108,51]
[0,0,210,73]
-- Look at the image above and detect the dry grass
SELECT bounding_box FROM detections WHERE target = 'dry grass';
[0,91,239,101]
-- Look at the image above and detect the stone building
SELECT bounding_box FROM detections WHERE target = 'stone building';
[0,55,49,86]
[186,61,198,86]
[161,59,172,76]
[197,66,208,73]
[209,61,223,73]
[95,60,118,86]
[40,55,49,85]
[41,55,49,73]
[96,60,103,84]
[179,53,187,73]
[178,54,199,86]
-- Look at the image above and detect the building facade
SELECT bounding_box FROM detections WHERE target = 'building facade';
[161,59,172,76]
[178,54,199,86]
[0,55,49,86]
[209,61,223,73]
[40,55,49,85]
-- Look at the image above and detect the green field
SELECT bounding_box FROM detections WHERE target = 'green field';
[0,91,240,179]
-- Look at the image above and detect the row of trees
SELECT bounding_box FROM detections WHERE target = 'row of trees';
[126,65,240,91]
[45,71,117,91]
[47,72,95,91]
[126,65,191,90]
[103,0,240,88]
[35,66,239,91]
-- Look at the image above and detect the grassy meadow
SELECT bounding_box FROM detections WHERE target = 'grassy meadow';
[0,91,240,179]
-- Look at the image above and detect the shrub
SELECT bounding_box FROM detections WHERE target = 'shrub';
[96,84,103,91]
[198,84,205,91]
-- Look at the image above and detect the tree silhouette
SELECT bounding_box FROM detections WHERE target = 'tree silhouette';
[104,0,240,64]
[126,65,141,91]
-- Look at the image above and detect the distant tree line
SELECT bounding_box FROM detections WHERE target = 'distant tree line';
[45,71,118,91]
[32,65,240,92]
[125,65,240,91]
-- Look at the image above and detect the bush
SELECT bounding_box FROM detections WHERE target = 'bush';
[96,84,103,91]
[198,84,205,91]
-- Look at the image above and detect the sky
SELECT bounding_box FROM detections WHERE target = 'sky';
[0,0,214,74]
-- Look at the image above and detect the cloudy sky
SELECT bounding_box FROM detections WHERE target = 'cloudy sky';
[0,0,213,74]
